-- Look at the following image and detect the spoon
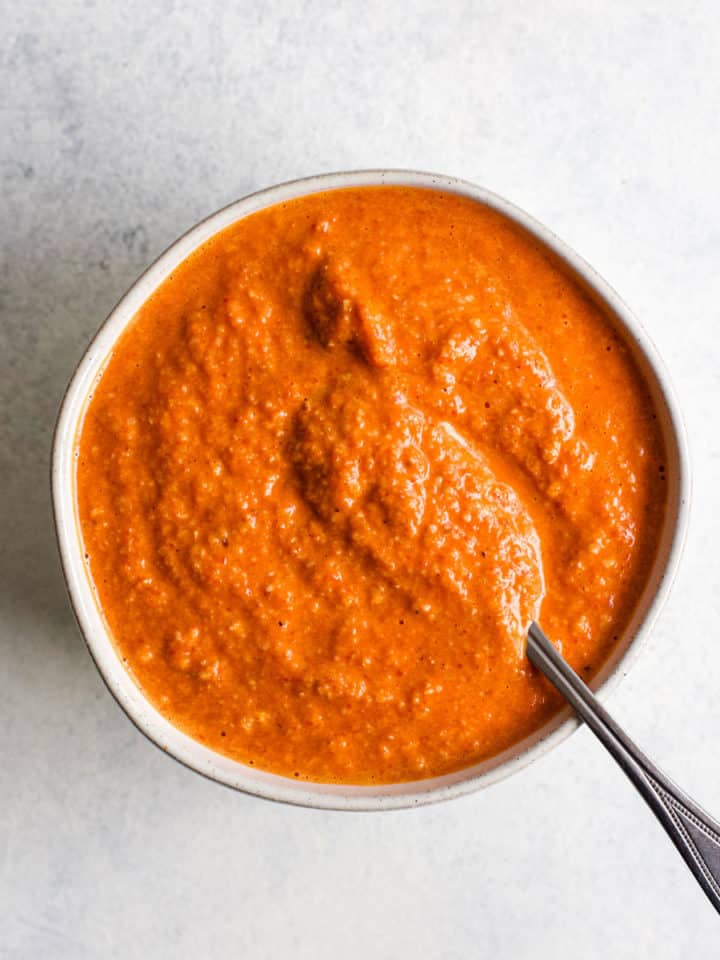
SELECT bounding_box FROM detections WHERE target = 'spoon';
[527,622,720,914]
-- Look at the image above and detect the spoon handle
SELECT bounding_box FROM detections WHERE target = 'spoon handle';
[527,622,720,914]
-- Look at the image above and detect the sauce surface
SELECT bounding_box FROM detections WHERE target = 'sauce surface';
[78,187,666,783]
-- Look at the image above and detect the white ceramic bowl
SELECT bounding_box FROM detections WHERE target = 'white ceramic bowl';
[52,170,689,810]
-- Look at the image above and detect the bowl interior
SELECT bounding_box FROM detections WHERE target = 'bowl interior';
[52,170,688,810]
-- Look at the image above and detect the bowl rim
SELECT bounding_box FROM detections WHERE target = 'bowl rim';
[51,168,690,811]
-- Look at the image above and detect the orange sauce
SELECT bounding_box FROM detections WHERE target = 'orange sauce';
[78,187,666,783]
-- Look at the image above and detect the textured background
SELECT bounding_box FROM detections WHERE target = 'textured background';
[3,2,720,956]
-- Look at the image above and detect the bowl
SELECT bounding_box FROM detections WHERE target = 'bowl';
[52,170,690,810]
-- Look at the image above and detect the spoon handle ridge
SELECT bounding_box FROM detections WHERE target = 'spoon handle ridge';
[527,621,720,915]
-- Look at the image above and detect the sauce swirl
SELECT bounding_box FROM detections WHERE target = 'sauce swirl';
[78,187,666,783]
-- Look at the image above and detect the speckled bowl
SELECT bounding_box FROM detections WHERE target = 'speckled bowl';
[51,170,690,810]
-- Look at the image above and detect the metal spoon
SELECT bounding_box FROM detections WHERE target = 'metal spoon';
[527,621,720,914]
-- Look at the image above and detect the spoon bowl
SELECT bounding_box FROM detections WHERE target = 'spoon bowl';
[51,169,690,809]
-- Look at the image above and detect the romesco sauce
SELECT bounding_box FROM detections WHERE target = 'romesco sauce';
[78,187,666,784]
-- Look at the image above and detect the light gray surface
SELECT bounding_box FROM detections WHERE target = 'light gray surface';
[2,1,720,956]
